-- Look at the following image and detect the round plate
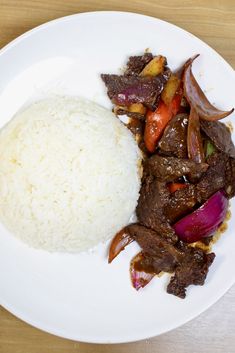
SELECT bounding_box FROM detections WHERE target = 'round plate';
[0,11,234,344]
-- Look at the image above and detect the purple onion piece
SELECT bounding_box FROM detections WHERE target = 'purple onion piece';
[173,190,228,243]
[130,252,155,290]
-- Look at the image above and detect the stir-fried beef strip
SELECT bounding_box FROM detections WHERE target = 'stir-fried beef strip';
[145,155,208,182]
[196,152,229,203]
[126,118,145,136]
[164,185,197,223]
[125,118,149,154]
[138,166,198,226]
[225,157,235,198]
[101,70,170,111]
[159,114,189,158]
[136,177,178,243]
[127,224,182,273]
[167,242,215,298]
[119,117,148,154]
[201,120,235,158]
[124,53,154,76]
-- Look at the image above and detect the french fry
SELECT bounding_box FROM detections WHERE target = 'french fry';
[128,103,147,115]
[161,75,180,106]
[114,103,146,116]
[140,56,166,77]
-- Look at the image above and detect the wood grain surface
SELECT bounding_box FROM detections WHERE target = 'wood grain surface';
[0,1,234,352]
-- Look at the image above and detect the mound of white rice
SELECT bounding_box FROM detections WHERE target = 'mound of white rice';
[0,96,141,252]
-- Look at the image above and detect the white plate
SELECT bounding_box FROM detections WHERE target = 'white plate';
[0,11,235,344]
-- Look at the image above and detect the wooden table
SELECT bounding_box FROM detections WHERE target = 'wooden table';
[0,1,234,352]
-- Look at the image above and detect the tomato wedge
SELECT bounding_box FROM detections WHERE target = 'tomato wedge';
[144,86,183,153]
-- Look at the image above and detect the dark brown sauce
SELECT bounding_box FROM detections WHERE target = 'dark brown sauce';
[133,257,156,274]
[132,252,166,276]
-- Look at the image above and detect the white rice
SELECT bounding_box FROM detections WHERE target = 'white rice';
[0,96,141,252]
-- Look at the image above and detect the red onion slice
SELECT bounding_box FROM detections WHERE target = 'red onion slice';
[108,227,133,263]
[130,252,155,290]
[173,190,228,243]
[183,55,234,121]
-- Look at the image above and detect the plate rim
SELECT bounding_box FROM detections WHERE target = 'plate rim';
[1,10,234,74]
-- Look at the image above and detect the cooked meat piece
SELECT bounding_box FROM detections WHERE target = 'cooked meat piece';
[127,224,182,273]
[145,155,208,182]
[225,157,235,198]
[125,53,154,75]
[126,117,145,136]
[201,120,235,158]
[125,118,148,154]
[196,152,229,203]
[155,178,171,206]
[164,185,197,223]
[101,71,170,110]
[159,114,189,158]
[136,177,178,243]
[167,243,215,298]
